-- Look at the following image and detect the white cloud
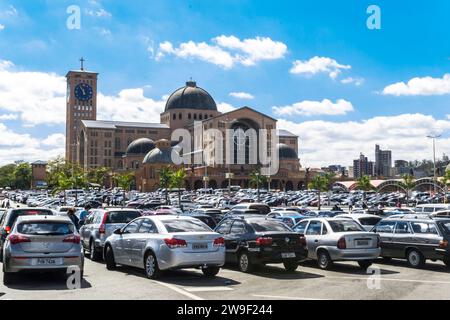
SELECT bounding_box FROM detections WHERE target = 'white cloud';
[272,99,354,117]
[290,56,351,79]
[0,5,17,18]
[0,124,65,165]
[279,113,450,168]
[0,113,17,120]
[217,102,237,113]
[86,8,111,18]
[0,24,4,31]
[382,74,450,96]
[341,77,364,86]
[156,35,287,69]
[229,92,254,100]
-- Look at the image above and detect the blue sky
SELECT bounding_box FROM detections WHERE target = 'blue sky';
[0,0,449,167]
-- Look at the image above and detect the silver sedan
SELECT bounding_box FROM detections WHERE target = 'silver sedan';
[293,217,381,270]
[2,215,84,285]
[103,215,226,279]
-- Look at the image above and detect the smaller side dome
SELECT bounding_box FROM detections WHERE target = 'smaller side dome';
[277,143,298,160]
[126,138,155,155]
[143,139,176,164]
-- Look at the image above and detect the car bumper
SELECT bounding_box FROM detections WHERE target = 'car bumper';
[327,247,381,261]
[4,251,84,273]
[248,247,308,264]
[158,247,225,270]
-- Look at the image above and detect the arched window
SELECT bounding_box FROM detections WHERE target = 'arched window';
[173,113,176,120]
[179,113,182,119]
[188,113,191,119]
[194,113,197,120]
[199,114,203,120]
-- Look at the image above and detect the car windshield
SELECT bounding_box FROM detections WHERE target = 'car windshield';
[18,222,74,235]
[328,220,365,232]
[438,221,450,234]
[163,219,211,233]
[250,220,292,232]
[358,217,382,226]
[105,211,141,224]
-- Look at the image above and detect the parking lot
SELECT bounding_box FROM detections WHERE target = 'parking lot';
[1,257,450,300]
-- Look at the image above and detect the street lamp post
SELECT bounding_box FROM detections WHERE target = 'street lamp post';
[427,134,441,195]
[220,118,238,197]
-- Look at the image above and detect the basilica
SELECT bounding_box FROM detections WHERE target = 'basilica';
[65,64,308,192]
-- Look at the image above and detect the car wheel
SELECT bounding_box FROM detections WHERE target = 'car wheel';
[202,267,220,277]
[144,252,160,279]
[407,249,425,268]
[238,251,253,273]
[105,245,116,270]
[443,258,450,268]
[283,260,298,272]
[2,262,12,285]
[317,251,333,270]
[90,240,101,261]
[358,260,372,270]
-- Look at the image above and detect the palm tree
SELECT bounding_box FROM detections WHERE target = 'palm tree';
[356,175,373,202]
[159,167,172,204]
[308,175,329,210]
[170,168,186,208]
[113,172,135,206]
[87,167,109,187]
[52,172,72,205]
[249,169,268,201]
[323,172,336,206]
[400,174,415,204]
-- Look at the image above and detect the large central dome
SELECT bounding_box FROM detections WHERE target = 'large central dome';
[165,80,217,112]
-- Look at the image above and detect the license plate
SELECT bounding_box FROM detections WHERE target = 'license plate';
[36,258,62,265]
[282,252,296,258]
[356,240,369,246]
[192,243,208,250]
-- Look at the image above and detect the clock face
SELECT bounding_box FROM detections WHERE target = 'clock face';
[74,83,93,101]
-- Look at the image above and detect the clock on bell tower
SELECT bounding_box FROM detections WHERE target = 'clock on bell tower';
[65,58,98,164]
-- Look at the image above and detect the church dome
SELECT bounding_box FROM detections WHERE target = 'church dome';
[277,143,298,160]
[126,138,155,155]
[165,80,217,112]
[143,139,176,164]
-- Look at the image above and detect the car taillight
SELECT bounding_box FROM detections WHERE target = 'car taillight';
[63,234,81,244]
[4,226,11,234]
[439,240,448,249]
[213,237,225,247]
[8,234,31,245]
[256,237,273,246]
[337,237,346,249]
[299,235,307,247]
[164,238,187,249]
[99,214,108,234]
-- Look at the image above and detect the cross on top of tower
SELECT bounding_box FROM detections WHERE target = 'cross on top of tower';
[80,57,85,71]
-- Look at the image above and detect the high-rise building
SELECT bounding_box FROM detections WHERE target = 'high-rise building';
[375,144,392,177]
[65,58,98,164]
[353,153,374,178]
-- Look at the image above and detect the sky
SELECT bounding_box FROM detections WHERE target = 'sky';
[0,0,449,168]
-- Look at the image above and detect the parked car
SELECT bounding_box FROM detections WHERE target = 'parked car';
[267,210,302,218]
[2,215,84,285]
[180,212,219,229]
[214,216,308,272]
[231,203,271,215]
[103,215,225,278]
[191,208,224,222]
[293,218,380,270]
[335,214,383,231]
[80,208,142,261]
[414,204,450,214]
[0,207,54,262]
[371,216,450,268]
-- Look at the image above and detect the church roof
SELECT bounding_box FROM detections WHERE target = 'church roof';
[81,120,169,130]
[165,81,217,112]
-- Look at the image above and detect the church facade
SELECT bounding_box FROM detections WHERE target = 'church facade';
[65,65,308,191]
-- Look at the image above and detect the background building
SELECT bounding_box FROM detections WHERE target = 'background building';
[375,144,392,177]
[353,153,374,178]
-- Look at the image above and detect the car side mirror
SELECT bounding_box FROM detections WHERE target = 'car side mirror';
[113,228,122,235]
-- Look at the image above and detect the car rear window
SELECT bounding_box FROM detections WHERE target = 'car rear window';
[249,205,270,215]
[438,222,450,234]
[410,222,439,235]
[105,211,141,224]
[359,217,382,226]
[250,220,292,232]
[328,220,365,232]
[7,209,53,226]
[18,222,74,235]
[163,219,211,233]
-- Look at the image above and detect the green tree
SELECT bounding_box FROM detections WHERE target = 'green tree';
[308,175,329,210]
[356,175,373,202]
[400,174,415,204]
[13,163,32,189]
[87,167,109,187]
[442,170,450,203]
[114,172,135,206]
[159,166,172,204]
[249,169,268,201]
[0,164,16,188]
[52,172,73,205]
[170,168,186,207]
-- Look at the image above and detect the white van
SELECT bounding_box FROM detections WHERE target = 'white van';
[414,204,450,213]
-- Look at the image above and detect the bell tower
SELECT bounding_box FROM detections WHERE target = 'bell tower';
[65,58,98,164]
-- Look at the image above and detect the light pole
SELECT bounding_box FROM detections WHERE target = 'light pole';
[220,118,238,196]
[427,134,441,195]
